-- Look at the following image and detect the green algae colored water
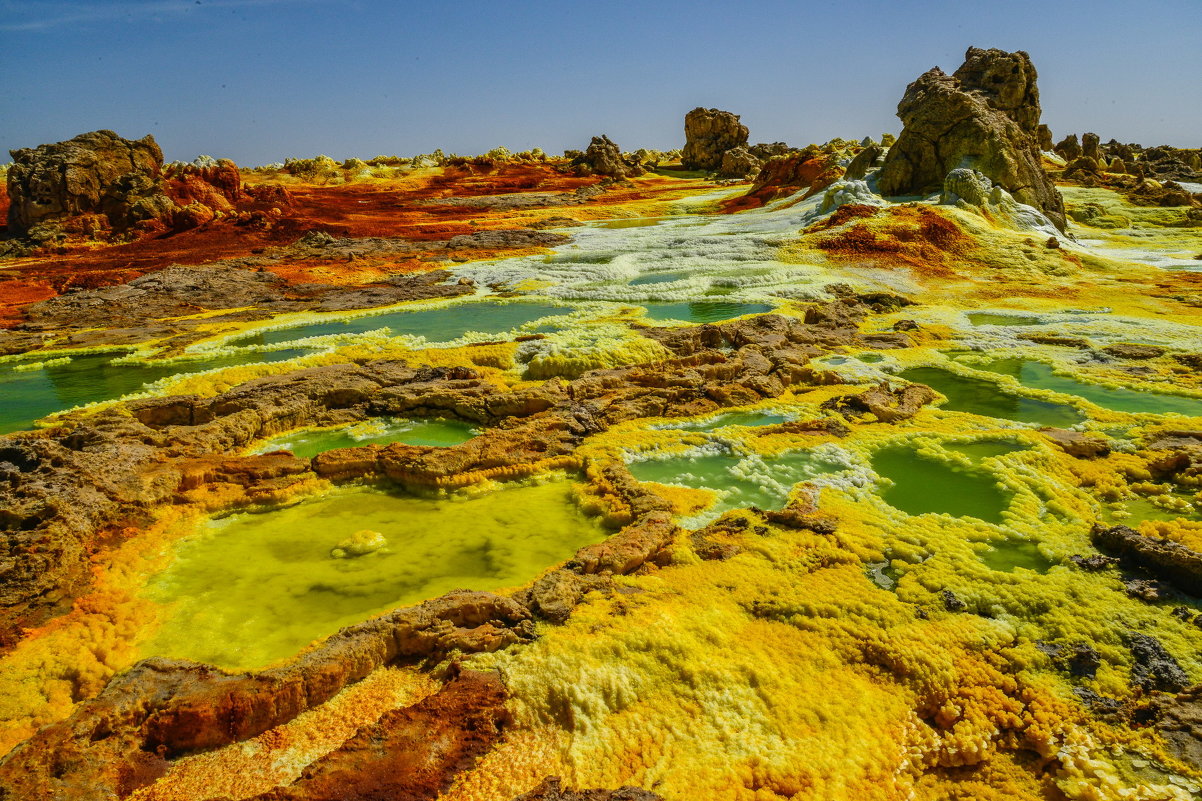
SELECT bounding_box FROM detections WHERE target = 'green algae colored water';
[629,272,689,286]
[978,359,1202,418]
[945,440,1027,460]
[872,444,1012,524]
[966,313,1042,326]
[899,366,1085,427]
[980,539,1053,573]
[628,449,844,522]
[643,302,773,324]
[857,353,885,363]
[142,481,606,670]
[660,410,792,432]
[256,417,478,459]
[0,348,311,434]
[232,301,574,347]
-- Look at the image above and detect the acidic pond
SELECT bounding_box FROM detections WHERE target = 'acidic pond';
[872,444,1013,524]
[977,359,1202,418]
[655,410,793,432]
[231,301,574,347]
[0,347,311,434]
[141,481,607,670]
[642,301,774,324]
[255,417,479,459]
[900,366,1085,427]
[628,448,845,525]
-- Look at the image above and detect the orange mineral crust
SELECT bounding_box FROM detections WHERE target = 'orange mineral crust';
[0,164,713,328]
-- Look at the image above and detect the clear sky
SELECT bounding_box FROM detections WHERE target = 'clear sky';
[2,0,1199,166]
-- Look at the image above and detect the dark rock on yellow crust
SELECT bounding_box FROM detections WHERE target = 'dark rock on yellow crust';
[513,777,663,801]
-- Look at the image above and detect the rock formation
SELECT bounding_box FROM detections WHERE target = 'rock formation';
[876,47,1067,231]
[681,108,750,172]
[717,145,761,178]
[570,135,644,179]
[5,131,256,245]
[6,130,176,235]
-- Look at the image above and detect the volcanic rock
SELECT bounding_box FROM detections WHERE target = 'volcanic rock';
[876,47,1067,230]
[1041,428,1110,458]
[717,145,762,179]
[1128,632,1189,693]
[1103,343,1166,360]
[739,151,845,206]
[242,670,510,801]
[0,600,528,801]
[1143,685,1202,767]
[844,145,885,181]
[1036,124,1053,151]
[1082,132,1101,162]
[1055,134,1081,161]
[681,108,751,172]
[513,777,663,801]
[1092,523,1202,596]
[6,129,176,235]
[749,142,792,160]
[571,135,642,178]
[821,381,939,422]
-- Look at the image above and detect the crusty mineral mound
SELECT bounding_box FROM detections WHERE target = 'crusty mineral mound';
[681,107,750,171]
[877,47,1067,231]
[6,129,176,234]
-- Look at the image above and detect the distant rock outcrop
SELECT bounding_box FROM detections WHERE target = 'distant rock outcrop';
[5,131,251,245]
[877,47,1067,231]
[570,135,644,178]
[6,130,176,235]
[681,108,751,172]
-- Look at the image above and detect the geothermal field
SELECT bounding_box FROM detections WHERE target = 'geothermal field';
[2,45,1202,800]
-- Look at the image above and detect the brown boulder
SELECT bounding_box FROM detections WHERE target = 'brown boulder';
[1055,134,1081,161]
[571,135,642,178]
[844,145,885,181]
[717,145,762,178]
[1036,124,1053,152]
[6,129,176,234]
[877,47,1066,230]
[681,107,750,171]
[1040,428,1110,458]
[821,381,939,422]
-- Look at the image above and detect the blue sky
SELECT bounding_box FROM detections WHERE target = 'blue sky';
[2,0,1199,165]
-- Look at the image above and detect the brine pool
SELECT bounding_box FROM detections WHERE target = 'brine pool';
[0,347,312,433]
[254,417,479,458]
[140,480,607,670]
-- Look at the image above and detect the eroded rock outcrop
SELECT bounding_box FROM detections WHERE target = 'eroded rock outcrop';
[681,108,751,172]
[1091,523,1202,596]
[571,136,644,178]
[6,130,176,235]
[877,47,1067,230]
[718,145,762,179]
[5,132,251,246]
[0,601,526,801]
